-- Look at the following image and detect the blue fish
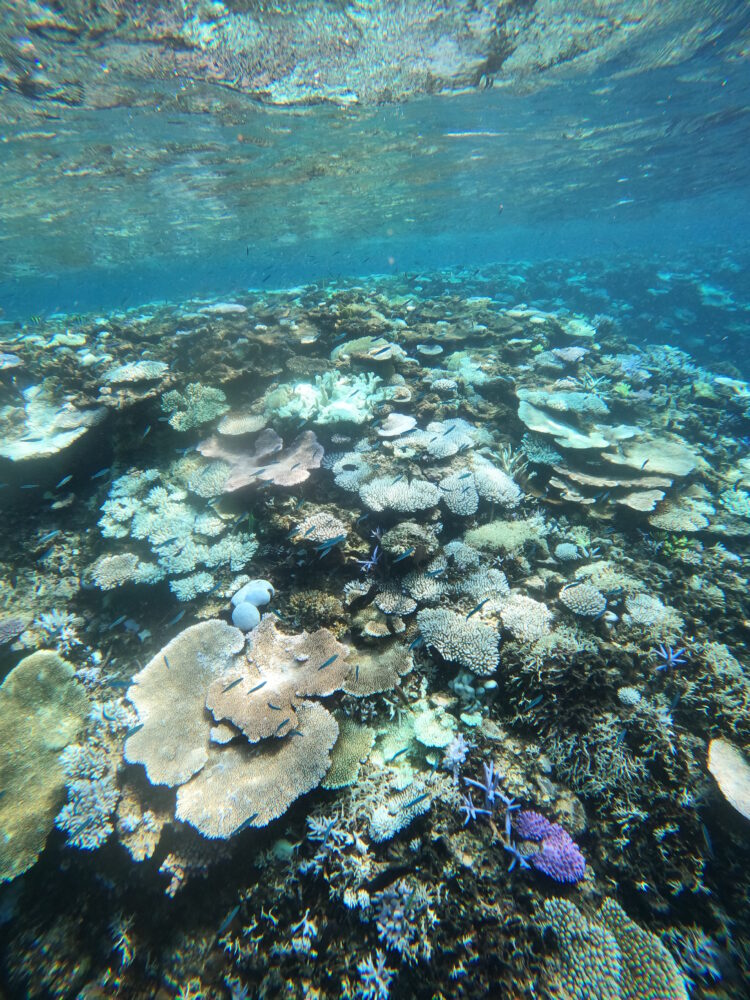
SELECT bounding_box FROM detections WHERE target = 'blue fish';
[275,718,290,733]
[466,598,490,619]
[166,610,186,626]
[371,344,391,357]
[39,529,60,544]
[55,474,73,489]
[141,425,151,439]
[527,694,544,710]
[388,747,409,762]
[164,655,171,670]
[108,614,127,629]
[303,526,315,537]
[392,474,404,484]
[425,567,445,578]
[267,701,281,710]
[20,484,39,490]
[401,793,429,810]
[217,904,240,935]
[236,813,259,833]
[126,723,144,738]
[107,679,131,689]
[318,654,338,670]
[458,472,472,480]
[393,547,415,564]
[248,681,266,694]
[409,636,425,650]
[222,677,242,693]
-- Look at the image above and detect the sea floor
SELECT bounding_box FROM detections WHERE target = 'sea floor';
[0,266,748,999]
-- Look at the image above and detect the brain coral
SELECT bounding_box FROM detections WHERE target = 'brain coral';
[0,651,89,882]
[543,897,688,1000]
[417,608,499,676]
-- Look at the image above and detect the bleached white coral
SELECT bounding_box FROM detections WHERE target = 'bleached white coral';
[499,594,553,642]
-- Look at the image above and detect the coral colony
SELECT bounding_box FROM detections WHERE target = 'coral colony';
[0,268,749,996]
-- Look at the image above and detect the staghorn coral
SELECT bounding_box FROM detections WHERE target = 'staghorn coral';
[0,651,89,882]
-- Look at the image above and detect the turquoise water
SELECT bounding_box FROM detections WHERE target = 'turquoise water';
[1,4,750,999]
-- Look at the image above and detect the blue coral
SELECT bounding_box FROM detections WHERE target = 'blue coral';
[357,950,395,999]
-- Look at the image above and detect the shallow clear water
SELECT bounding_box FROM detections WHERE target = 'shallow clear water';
[1,4,749,999]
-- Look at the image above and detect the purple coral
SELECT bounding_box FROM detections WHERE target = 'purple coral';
[513,810,586,884]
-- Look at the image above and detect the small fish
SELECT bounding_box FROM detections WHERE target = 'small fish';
[275,718,290,733]
[126,723,144,738]
[236,813,259,833]
[392,474,404,484]
[107,679,131,689]
[217,904,240,935]
[640,458,649,469]
[393,547,415,564]
[166,610,186,626]
[614,728,628,747]
[39,546,56,561]
[409,636,425,650]
[303,526,315,537]
[388,747,409,762]
[141,425,151,439]
[55,474,73,489]
[164,655,171,670]
[267,701,281,710]
[20,484,39,490]
[457,443,471,453]
[598,491,611,502]
[442,425,456,436]
[425,567,445,578]
[458,472,472,480]
[355,514,369,524]
[102,706,118,722]
[108,614,127,629]
[355,664,360,682]
[370,344,391,357]
[701,822,714,858]
[248,681,266,694]
[253,466,267,477]
[332,332,347,343]
[318,654,338,670]
[39,529,60,544]
[222,677,243,693]
[288,728,304,737]
[466,598,490,619]
[401,793,429,810]
[290,462,300,470]
[527,694,544,710]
